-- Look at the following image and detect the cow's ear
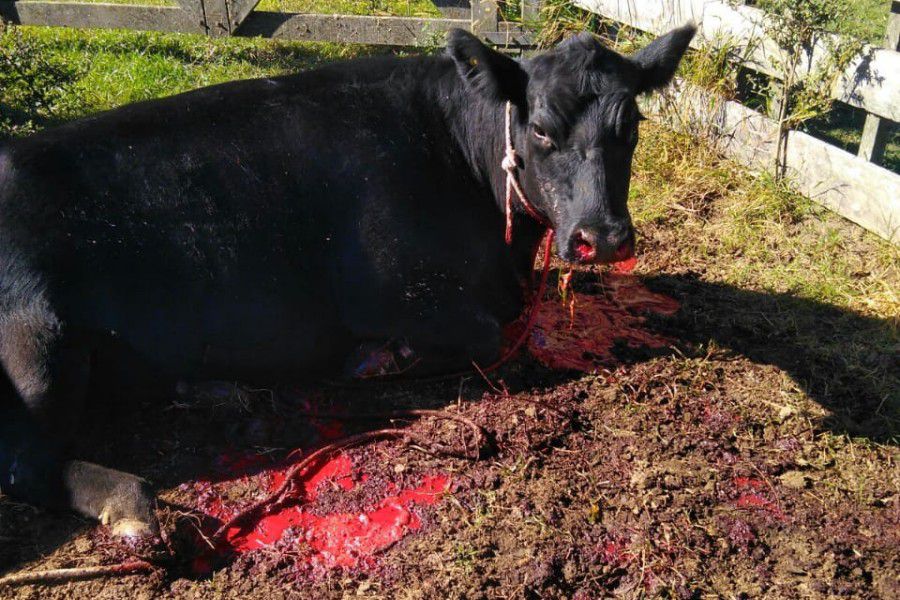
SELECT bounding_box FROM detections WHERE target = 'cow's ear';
[630,24,696,93]
[447,29,527,105]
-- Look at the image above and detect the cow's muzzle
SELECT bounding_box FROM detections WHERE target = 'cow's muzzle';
[565,225,634,265]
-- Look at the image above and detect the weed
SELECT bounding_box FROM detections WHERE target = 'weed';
[534,0,604,48]
[755,0,866,175]
[676,35,747,100]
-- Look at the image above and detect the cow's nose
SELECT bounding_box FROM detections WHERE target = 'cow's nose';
[571,229,598,262]
[569,224,634,264]
[607,222,632,247]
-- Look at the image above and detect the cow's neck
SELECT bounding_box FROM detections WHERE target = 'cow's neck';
[441,74,546,264]
[442,90,511,211]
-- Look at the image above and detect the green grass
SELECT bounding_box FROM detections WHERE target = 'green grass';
[0,25,391,137]
[838,0,894,44]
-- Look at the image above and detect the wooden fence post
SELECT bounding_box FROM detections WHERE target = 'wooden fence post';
[521,0,540,23]
[201,0,230,35]
[858,0,900,163]
[471,0,498,36]
[176,0,205,30]
[194,0,261,36]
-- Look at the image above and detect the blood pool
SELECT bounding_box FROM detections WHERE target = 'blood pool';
[526,270,679,372]
[186,259,678,576]
[191,452,449,573]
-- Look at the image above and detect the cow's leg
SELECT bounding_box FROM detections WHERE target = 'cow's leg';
[403,305,504,376]
[0,303,157,540]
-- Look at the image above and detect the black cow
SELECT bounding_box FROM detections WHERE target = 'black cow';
[0,26,694,543]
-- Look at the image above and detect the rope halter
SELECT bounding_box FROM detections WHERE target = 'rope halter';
[501,101,550,245]
[480,103,557,373]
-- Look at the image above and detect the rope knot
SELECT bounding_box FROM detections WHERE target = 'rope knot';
[502,102,549,246]
[501,149,518,172]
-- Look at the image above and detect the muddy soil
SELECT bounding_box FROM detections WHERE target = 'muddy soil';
[1,245,897,598]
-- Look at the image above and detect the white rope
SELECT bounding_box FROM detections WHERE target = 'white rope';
[501,101,547,244]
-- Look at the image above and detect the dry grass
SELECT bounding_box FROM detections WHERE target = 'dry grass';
[631,124,899,318]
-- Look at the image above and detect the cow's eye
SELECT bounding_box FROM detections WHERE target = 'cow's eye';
[532,124,553,148]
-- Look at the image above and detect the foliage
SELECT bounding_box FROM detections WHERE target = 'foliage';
[676,34,756,101]
[752,0,893,44]
[757,0,850,49]
[534,0,605,48]
[755,0,865,175]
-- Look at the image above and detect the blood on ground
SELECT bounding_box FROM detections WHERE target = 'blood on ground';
[179,259,682,578]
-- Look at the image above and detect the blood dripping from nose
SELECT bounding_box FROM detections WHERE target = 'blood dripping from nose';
[574,233,596,261]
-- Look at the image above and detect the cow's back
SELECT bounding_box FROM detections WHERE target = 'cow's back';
[0,54,510,379]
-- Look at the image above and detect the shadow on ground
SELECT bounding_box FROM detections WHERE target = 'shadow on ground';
[645,273,898,443]
[1,272,896,578]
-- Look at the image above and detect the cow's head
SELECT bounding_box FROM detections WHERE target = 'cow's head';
[447,25,695,263]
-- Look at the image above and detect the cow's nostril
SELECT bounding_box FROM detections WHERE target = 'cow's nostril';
[574,231,596,261]
[614,238,634,261]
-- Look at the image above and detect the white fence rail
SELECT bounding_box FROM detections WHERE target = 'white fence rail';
[576,0,900,243]
[576,0,900,122]
[645,83,900,242]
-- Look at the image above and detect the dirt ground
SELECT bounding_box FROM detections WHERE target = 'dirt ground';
[1,216,898,599]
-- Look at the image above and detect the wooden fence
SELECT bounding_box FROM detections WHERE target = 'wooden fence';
[0,0,538,46]
[577,0,900,242]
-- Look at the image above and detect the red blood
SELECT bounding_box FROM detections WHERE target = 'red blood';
[735,493,779,512]
[612,255,638,274]
[575,240,595,261]
[293,397,346,442]
[524,272,679,372]
[613,239,635,263]
[734,493,786,521]
[194,453,450,572]
[732,476,765,490]
[597,537,635,566]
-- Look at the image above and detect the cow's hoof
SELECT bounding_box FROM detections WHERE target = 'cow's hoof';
[97,478,165,559]
[110,517,156,539]
[105,516,166,562]
[346,338,418,379]
[98,481,158,533]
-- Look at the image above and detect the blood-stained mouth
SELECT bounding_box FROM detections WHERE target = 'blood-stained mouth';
[574,231,596,262]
